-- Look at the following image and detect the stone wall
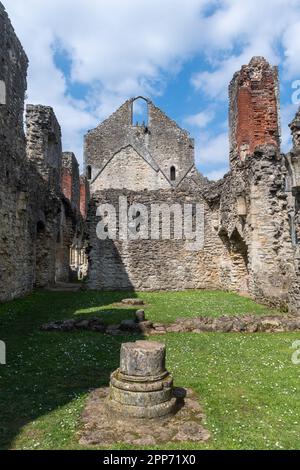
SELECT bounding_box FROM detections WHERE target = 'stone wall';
[0,2,87,300]
[87,189,243,292]
[0,4,28,162]
[0,2,32,300]
[91,146,170,191]
[84,97,195,192]
[26,105,62,192]
[204,146,296,309]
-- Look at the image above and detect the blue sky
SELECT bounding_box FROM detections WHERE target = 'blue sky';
[3,0,300,180]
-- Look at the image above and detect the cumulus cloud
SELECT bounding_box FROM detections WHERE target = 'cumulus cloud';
[283,21,300,78]
[197,131,229,165]
[184,109,215,128]
[2,0,300,174]
[2,0,211,166]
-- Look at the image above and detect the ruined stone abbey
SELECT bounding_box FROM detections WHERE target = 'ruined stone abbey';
[1,2,300,313]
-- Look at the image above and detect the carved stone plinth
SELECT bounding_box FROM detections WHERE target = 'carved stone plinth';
[107,340,177,418]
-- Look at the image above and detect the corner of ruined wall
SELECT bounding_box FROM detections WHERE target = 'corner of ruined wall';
[216,140,297,309]
[26,104,62,191]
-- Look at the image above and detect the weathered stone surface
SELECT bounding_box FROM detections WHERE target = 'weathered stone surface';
[149,314,300,334]
[120,340,166,377]
[121,298,145,306]
[109,384,172,405]
[108,394,177,419]
[79,387,210,446]
[84,97,198,192]
[0,3,88,302]
[41,313,300,334]
[137,320,153,333]
[106,340,178,419]
[135,310,146,323]
[41,317,105,332]
[120,319,140,332]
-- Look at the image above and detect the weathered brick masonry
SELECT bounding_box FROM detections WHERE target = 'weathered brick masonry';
[229,56,280,166]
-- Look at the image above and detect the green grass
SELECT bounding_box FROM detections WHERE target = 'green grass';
[0,289,299,450]
[140,290,282,324]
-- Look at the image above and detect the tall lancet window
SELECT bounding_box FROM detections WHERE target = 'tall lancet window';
[170,166,176,182]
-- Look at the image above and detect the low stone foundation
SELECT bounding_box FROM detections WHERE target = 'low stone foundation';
[42,313,300,334]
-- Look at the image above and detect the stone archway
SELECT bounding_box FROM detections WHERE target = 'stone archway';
[218,227,249,293]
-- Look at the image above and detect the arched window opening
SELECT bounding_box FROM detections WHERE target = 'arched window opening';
[87,165,92,180]
[170,166,176,182]
[37,220,45,234]
[132,97,148,127]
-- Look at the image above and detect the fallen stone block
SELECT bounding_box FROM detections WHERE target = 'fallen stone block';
[121,298,145,306]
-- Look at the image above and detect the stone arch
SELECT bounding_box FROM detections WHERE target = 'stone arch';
[218,227,249,293]
[132,97,148,127]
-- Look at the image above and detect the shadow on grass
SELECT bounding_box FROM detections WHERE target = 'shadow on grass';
[0,289,145,449]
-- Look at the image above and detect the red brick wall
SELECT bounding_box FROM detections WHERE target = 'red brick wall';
[61,168,72,202]
[80,178,88,219]
[230,57,280,164]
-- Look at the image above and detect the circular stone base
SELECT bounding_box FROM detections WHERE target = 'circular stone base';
[108,395,177,418]
[78,387,210,447]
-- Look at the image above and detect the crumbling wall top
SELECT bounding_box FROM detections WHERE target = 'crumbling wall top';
[26,105,62,190]
[229,56,280,168]
[0,1,28,162]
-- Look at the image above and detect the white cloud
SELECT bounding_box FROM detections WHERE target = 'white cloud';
[283,21,300,78]
[191,0,300,99]
[2,0,211,168]
[2,0,300,175]
[184,109,215,128]
[196,131,229,167]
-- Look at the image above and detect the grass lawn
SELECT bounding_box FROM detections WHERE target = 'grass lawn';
[0,289,299,450]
